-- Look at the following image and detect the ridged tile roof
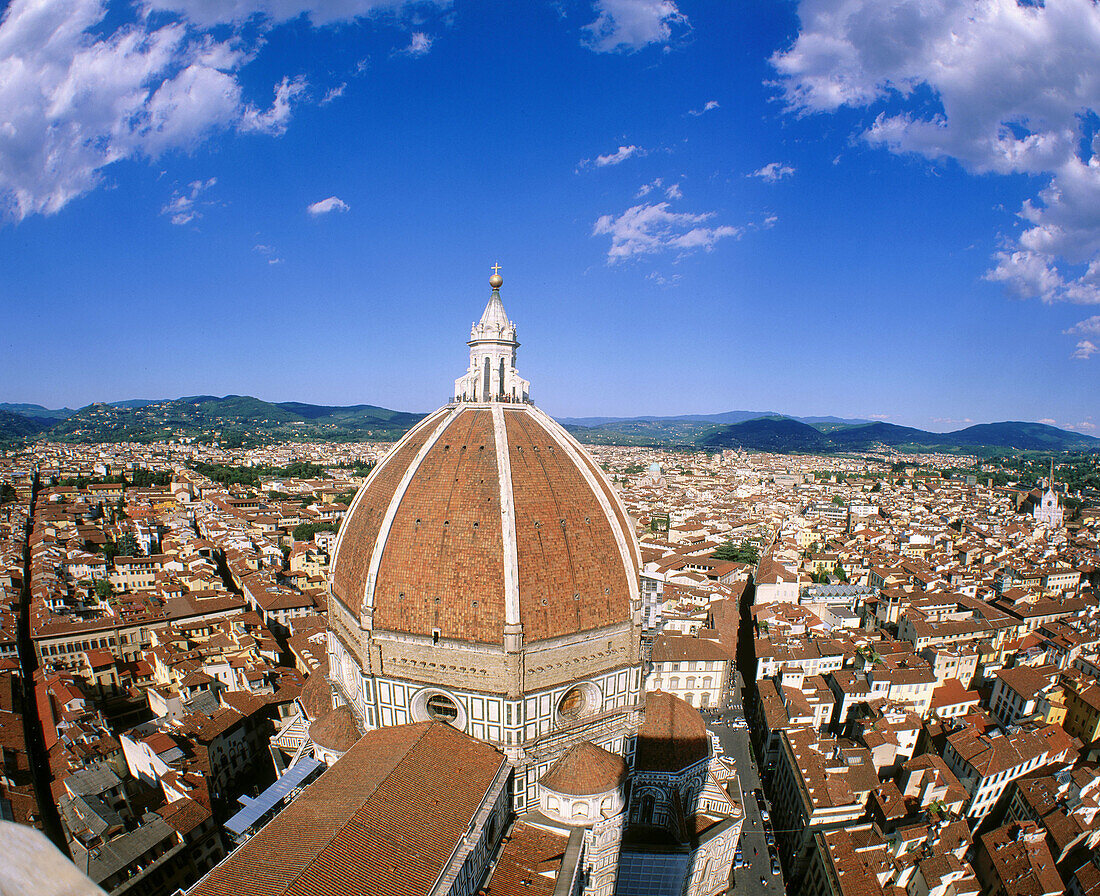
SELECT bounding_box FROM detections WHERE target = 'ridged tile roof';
[191,722,506,896]
[308,705,360,753]
[634,690,709,774]
[330,403,639,645]
[539,741,627,796]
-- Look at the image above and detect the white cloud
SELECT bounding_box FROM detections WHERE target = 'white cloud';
[1038,418,1057,426]
[597,145,644,167]
[592,201,740,261]
[664,182,682,200]
[0,0,319,222]
[161,177,217,225]
[636,177,662,197]
[646,271,681,286]
[307,195,350,216]
[239,75,308,135]
[749,162,795,183]
[582,0,688,53]
[142,0,448,28]
[1065,315,1100,337]
[1071,339,1098,360]
[688,100,719,116]
[321,82,346,104]
[0,0,442,222]
[772,0,1100,305]
[253,243,283,263]
[400,31,432,56]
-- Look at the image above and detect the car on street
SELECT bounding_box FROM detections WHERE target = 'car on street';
[735,844,743,865]
[771,856,781,875]
[765,830,775,847]
[760,876,767,886]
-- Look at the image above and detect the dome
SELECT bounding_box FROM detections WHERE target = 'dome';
[540,741,628,796]
[330,402,641,645]
[309,705,361,753]
[635,691,709,774]
[299,661,332,721]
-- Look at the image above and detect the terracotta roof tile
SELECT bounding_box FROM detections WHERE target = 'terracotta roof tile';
[484,822,568,896]
[308,705,360,753]
[635,691,709,773]
[540,741,627,796]
[191,722,506,896]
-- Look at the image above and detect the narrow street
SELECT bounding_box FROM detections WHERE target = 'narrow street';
[14,473,69,855]
[707,670,786,896]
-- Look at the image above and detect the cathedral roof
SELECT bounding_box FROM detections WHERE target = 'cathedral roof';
[308,705,361,753]
[634,690,710,774]
[298,660,331,722]
[191,723,506,896]
[330,403,640,645]
[539,741,627,796]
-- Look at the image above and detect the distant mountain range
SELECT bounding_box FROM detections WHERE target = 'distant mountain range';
[694,417,1100,453]
[556,411,873,427]
[0,396,423,447]
[1,396,1097,454]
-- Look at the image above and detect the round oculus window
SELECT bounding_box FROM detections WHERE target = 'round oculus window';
[557,686,587,720]
[425,693,459,724]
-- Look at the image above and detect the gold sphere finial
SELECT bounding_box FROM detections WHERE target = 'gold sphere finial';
[490,263,503,289]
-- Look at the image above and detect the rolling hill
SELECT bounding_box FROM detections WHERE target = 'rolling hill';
[40,395,425,445]
[0,409,56,444]
[1,396,1097,454]
[698,418,1100,453]
[696,416,835,452]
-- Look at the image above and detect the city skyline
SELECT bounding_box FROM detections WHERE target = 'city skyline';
[2,0,1099,433]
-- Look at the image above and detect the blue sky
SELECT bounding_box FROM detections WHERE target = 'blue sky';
[2,0,1099,432]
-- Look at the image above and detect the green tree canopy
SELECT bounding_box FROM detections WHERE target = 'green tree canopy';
[712,541,760,565]
[293,521,338,542]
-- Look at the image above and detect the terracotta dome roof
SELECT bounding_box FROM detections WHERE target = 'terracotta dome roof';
[540,742,628,796]
[634,691,709,773]
[309,705,361,753]
[330,403,640,645]
[299,661,331,722]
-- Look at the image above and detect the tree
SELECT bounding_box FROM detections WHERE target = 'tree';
[94,579,114,600]
[713,541,760,565]
[293,521,337,542]
[0,482,16,504]
[117,533,140,557]
[832,495,845,506]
